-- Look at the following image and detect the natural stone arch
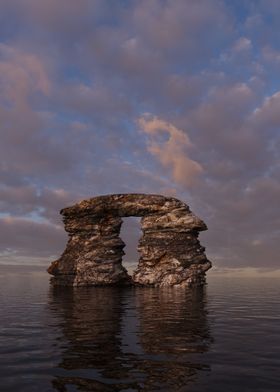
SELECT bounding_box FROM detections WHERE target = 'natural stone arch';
[48,194,212,286]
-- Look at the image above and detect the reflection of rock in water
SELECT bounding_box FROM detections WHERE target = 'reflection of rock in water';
[49,286,134,391]
[136,287,211,354]
[49,286,212,391]
[133,287,212,391]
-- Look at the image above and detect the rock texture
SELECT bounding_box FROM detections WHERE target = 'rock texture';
[48,194,211,286]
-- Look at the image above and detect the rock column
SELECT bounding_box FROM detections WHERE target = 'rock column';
[133,207,211,286]
[48,213,131,286]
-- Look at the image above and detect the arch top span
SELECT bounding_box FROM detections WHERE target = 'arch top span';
[61,193,201,220]
[48,193,211,287]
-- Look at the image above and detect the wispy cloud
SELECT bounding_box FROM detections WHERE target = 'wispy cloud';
[138,115,203,187]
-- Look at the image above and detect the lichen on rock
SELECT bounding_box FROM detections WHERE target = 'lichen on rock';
[48,193,211,287]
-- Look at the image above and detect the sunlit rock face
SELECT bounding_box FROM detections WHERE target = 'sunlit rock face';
[48,194,211,286]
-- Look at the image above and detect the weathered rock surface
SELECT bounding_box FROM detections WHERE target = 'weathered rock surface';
[48,194,211,286]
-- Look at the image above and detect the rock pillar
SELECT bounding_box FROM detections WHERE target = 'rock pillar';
[48,214,130,286]
[133,207,211,286]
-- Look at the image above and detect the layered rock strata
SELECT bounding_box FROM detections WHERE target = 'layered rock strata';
[48,194,211,286]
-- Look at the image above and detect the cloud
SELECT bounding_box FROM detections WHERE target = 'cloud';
[232,37,252,52]
[0,183,82,224]
[138,115,203,187]
[252,91,280,128]
[0,43,50,104]
[0,216,66,258]
[262,46,280,65]
[131,0,231,53]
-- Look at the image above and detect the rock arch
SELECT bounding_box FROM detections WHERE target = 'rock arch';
[48,194,212,286]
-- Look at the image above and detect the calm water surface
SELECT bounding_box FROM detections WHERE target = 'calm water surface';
[0,266,279,392]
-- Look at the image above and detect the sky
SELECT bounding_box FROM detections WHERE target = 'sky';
[0,0,279,272]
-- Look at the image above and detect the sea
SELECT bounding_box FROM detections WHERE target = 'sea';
[0,265,279,392]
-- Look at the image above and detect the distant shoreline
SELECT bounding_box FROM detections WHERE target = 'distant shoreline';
[1,263,280,278]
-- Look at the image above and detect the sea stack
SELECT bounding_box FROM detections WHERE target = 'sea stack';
[48,194,211,286]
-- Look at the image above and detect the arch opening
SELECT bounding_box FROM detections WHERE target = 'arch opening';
[119,216,141,276]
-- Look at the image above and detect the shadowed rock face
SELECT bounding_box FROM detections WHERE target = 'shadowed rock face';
[48,194,211,286]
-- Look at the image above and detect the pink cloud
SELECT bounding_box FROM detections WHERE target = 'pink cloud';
[138,115,203,187]
[252,91,280,127]
[262,46,280,65]
[132,0,231,51]
[0,43,50,106]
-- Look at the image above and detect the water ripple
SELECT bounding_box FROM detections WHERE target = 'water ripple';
[0,271,279,391]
